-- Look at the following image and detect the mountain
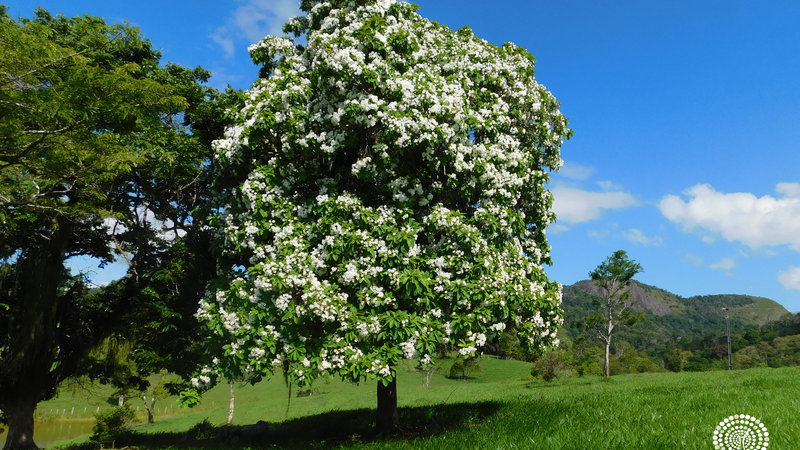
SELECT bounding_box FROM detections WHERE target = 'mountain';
[561,280,790,351]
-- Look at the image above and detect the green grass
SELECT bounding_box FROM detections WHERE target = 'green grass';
[33,358,800,448]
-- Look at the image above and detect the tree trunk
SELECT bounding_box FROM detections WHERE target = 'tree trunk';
[2,399,37,449]
[2,228,72,450]
[604,314,614,378]
[142,395,154,424]
[376,377,399,435]
[227,381,235,426]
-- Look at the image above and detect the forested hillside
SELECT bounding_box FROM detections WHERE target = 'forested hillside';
[557,280,793,373]
[563,280,788,341]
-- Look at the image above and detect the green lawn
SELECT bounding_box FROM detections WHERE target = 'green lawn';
[32,358,800,448]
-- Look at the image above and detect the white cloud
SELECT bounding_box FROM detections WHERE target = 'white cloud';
[212,0,301,58]
[660,183,800,251]
[709,257,736,275]
[557,162,595,180]
[552,186,640,224]
[622,228,663,247]
[588,229,611,240]
[597,180,623,191]
[778,266,800,291]
[684,253,704,266]
[210,32,235,58]
[776,182,800,197]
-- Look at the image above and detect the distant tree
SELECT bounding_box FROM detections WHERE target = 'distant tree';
[666,348,692,372]
[610,344,662,374]
[139,370,170,424]
[585,250,643,377]
[415,360,439,388]
[0,7,232,448]
[191,0,570,434]
[448,357,482,380]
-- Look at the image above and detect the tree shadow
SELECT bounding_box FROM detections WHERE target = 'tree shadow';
[61,401,501,449]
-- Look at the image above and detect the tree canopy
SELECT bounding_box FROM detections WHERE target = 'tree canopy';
[194,0,570,432]
[0,6,232,448]
[590,250,643,284]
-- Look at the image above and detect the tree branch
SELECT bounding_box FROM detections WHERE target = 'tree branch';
[0,48,93,88]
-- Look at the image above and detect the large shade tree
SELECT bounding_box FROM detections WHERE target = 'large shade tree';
[0,7,232,448]
[195,0,570,433]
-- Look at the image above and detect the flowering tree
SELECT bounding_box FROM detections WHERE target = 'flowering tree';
[196,0,570,433]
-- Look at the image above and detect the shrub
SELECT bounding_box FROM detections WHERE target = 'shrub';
[611,348,664,374]
[531,350,572,382]
[186,418,216,440]
[576,360,603,377]
[91,405,135,443]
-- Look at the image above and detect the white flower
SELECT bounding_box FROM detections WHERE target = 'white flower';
[342,263,359,283]
[490,323,506,332]
[400,340,416,359]
[458,346,477,356]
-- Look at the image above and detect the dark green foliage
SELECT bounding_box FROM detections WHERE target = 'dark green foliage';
[762,312,800,337]
[589,250,642,284]
[610,347,664,374]
[185,418,216,440]
[496,330,522,360]
[0,6,236,447]
[732,335,800,369]
[573,344,604,377]
[665,349,691,372]
[91,405,135,443]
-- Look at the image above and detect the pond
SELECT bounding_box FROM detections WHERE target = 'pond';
[0,419,94,448]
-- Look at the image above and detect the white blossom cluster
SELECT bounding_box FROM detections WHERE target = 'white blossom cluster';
[197,0,570,388]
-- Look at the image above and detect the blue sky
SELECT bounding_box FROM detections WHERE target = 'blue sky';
[9,0,800,311]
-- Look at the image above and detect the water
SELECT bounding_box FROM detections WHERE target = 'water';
[0,419,94,448]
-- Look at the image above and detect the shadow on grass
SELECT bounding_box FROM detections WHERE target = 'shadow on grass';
[62,401,501,449]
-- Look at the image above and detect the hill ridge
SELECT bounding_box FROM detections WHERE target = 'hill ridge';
[561,280,790,346]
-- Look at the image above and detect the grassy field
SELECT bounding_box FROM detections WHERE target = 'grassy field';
[13,357,800,448]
